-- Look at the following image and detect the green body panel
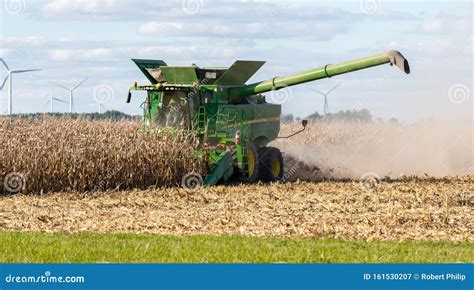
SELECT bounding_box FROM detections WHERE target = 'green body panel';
[132,59,167,84]
[230,104,280,145]
[214,61,265,85]
[140,91,163,126]
[203,151,234,185]
[128,50,410,185]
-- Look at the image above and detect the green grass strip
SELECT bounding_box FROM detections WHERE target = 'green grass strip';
[0,231,472,263]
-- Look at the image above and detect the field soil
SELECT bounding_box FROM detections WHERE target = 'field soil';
[1,177,472,242]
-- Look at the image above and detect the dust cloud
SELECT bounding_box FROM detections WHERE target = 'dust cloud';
[272,120,473,181]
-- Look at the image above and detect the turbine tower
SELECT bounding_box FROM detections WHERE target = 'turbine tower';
[51,77,88,113]
[0,58,41,115]
[42,84,69,113]
[88,100,107,114]
[310,81,342,115]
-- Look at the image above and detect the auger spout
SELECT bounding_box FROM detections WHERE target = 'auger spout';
[229,50,409,101]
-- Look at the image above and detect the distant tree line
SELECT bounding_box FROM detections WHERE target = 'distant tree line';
[6,109,399,124]
[281,109,399,124]
[5,110,141,121]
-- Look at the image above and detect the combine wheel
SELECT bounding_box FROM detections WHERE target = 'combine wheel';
[244,143,259,183]
[257,147,284,182]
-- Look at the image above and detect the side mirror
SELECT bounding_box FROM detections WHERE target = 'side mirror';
[126,91,132,103]
[302,119,308,128]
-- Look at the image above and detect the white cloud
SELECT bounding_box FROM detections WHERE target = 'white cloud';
[421,19,444,33]
[50,48,112,61]
[49,49,74,61]
[0,49,10,57]
[138,22,184,34]
[38,0,175,20]
[466,35,474,54]
[137,19,352,40]
[40,0,123,18]
[37,0,361,42]
[419,16,472,34]
[1,36,46,45]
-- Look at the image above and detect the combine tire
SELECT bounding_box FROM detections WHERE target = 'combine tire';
[243,143,259,183]
[257,147,284,182]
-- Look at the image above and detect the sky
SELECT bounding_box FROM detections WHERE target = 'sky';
[0,0,472,121]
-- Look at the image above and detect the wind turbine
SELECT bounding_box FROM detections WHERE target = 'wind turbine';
[51,77,88,113]
[42,84,69,113]
[88,99,107,114]
[0,58,41,115]
[309,81,342,115]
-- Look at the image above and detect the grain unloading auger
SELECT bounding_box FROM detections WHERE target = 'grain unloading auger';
[127,50,410,185]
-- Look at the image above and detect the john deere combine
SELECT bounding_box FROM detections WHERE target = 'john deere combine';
[127,50,410,185]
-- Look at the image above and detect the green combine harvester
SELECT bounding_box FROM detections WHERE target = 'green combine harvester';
[127,50,410,185]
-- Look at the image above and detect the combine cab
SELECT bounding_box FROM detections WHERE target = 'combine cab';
[127,51,410,185]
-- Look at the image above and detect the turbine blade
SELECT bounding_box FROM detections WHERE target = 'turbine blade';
[72,77,88,90]
[1,74,9,90]
[41,100,51,110]
[48,85,53,98]
[0,58,9,71]
[51,82,70,91]
[326,81,342,95]
[11,69,41,73]
[309,88,326,96]
[52,97,69,104]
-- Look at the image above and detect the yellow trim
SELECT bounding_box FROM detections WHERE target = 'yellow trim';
[272,159,281,176]
[247,150,255,177]
[242,117,280,125]
[221,117,280,129]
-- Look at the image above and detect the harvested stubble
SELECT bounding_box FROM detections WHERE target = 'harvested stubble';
[0,117,206,194]
[0,176,472,241]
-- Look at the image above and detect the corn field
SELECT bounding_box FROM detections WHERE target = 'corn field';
[0,117,206,194]
[1,117,472,194]
[0,117,472,241]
